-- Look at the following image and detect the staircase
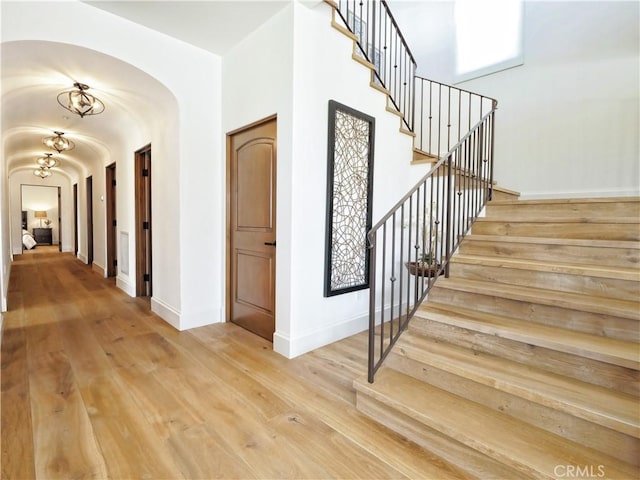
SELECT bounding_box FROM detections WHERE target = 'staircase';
[354,197,640,479]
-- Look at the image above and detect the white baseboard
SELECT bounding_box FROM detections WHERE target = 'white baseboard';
[77,253,87,264]
[116,277,135,297]
[274,311,368,359]
[151,297,181,330]
[91,262,106,277]
[520,188,640,200]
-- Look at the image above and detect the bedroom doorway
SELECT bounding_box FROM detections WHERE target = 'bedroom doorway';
[20,184,59,252]
[73,183,78,256]
[227,116,277,341]
[135,144,152,297]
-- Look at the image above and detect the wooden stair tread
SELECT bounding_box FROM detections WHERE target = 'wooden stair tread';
[355,369,638,479]
[451,253,640,282]
[418,303,640,370]
[465,234,640,250]
[487,197,640,206]
[432,277,640,320]
[395,330,639,437]
[475,215,640,224]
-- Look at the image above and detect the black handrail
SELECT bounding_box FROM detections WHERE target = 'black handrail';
[367,107,497,382]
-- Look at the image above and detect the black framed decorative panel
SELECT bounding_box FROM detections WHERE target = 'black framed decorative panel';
[324,100,375,297]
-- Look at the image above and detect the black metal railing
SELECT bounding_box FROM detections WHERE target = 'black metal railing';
[333,0,417,131]
[414,77,496,157]
[367,106,497,382]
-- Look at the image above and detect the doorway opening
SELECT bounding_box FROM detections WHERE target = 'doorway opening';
[20,184,60,252]
[135,144,152,296]
[86,176,94,266]
[106,163,117,277]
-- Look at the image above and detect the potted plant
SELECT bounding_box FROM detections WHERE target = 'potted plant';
[403,202,443,278]
[405,251,442,277]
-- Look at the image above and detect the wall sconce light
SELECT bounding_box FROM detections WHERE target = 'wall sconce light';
[34,210,47,227]
[37,153,58,168]
[43,131,75,153]
[57,82,105,118]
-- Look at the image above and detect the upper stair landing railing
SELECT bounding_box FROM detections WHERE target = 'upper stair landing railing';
[333,0,417,131]
[415,78,497,158]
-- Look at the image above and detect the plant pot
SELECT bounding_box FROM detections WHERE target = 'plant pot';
[405,261,443,278]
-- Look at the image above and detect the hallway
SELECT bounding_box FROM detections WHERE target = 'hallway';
[0,251,462,479]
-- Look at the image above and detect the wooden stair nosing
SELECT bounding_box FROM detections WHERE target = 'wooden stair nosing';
[395,329,640,437]
[355,369,639,480]
[431,278,640,321]
[418,303,640,370]
[451,253,640,282]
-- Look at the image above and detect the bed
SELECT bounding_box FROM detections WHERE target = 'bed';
[22,229,36,250]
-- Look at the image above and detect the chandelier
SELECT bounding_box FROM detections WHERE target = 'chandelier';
[33,153,57,178]
[43,131,75,153]
[57,82,105,118]
[37,153,58,168]
[34,166,52,179]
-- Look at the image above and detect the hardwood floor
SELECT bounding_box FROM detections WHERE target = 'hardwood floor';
[1,251,464,479]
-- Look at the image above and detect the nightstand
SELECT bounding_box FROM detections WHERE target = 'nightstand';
[33,228,52,245]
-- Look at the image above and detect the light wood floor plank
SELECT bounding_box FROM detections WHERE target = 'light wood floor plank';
[1,251,464,479]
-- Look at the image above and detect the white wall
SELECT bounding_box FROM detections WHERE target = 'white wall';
[2,1,222,330]
[222,2,429,357]
[222,3,295,350]
[284,2,431,357]
[392,1,640,199]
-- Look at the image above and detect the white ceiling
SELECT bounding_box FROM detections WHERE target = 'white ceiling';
[85,1,290,54]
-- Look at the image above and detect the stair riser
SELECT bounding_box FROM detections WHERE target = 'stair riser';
[356,393,524,480]
[487,202,640,219]
[428,286,638,341]
[409,317,639,396]
[449,263,639,302]
[472,221,640,241]
[386,353,639,465]
[458,241,640,269]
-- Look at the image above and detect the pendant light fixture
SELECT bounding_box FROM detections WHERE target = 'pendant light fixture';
[36,153,58,168]
[57,82,105,118]
[43,131,75,153]
[34,166,52,179]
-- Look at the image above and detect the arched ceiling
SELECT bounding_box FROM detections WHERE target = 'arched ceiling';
[1,40,176,181]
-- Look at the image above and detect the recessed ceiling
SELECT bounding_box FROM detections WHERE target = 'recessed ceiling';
[84,0,290,55]
[1,40,176,179]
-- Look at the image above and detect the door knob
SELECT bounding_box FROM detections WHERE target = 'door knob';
[264,241,276,247]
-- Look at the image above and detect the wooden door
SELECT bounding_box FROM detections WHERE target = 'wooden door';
[106,163,117,277]
[73,183,78,256]
[135,145,152,296]
[86,176,93,265]
[57,187,62,252]
[228,117,277,341]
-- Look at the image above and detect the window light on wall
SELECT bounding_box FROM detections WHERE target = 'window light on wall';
[454,0,523,83]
